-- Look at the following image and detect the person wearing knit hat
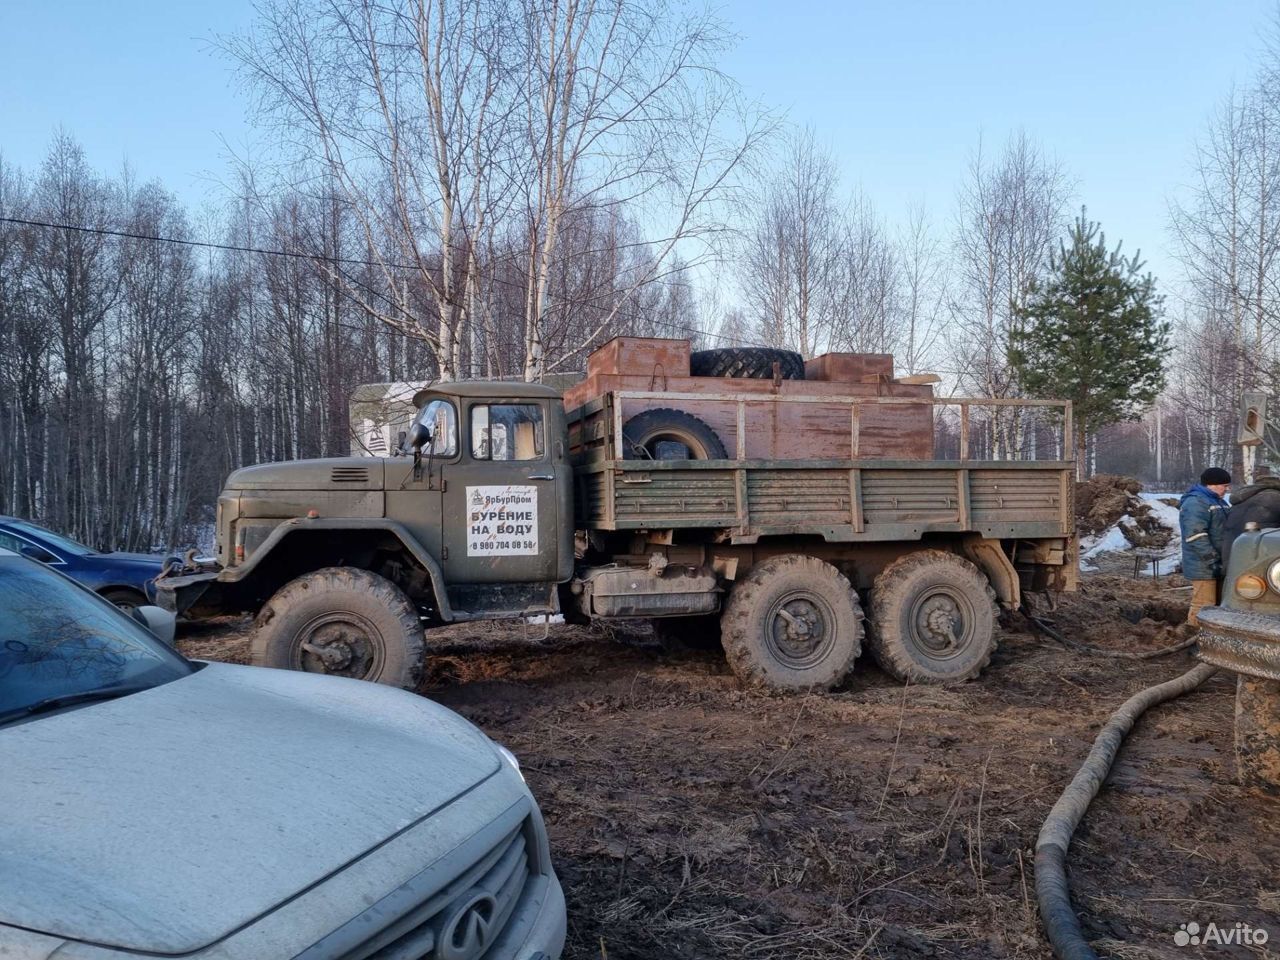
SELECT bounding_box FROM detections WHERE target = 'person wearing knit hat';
[1179,467,1232,625]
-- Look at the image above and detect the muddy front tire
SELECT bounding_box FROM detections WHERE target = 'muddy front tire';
[867,550,997,684]
[720,555,863,692]
[251,567,425,689]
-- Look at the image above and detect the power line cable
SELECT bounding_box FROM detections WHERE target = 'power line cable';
[1,214,748,348]
[1,215,978,370]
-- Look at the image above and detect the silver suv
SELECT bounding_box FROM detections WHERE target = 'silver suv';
[0,549,565,959]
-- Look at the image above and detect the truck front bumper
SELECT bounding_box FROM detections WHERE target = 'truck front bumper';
[155,570,222,616]
[1196,605,1280,681]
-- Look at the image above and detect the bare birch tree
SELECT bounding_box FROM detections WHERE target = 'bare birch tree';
[740,128,844,356]
[514,0,769,379]
[896,202,944,375]
[225,0,765,382]
[947,131,1070,456]
[224,0,517,380]
[739,129,899,358]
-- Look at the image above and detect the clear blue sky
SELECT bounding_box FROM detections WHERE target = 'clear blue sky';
[1,0,1276,292]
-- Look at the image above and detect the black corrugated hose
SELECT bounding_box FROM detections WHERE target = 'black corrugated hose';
[1034,662,1220,960]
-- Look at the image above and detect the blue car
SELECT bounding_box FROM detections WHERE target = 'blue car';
[0,517,178,610]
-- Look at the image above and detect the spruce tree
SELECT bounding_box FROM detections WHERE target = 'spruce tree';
[1008,209,1170,478]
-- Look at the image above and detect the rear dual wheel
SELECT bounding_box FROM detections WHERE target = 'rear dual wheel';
[866,550,997,684]
[720,555,863,692]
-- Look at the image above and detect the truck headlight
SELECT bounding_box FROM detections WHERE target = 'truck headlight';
[1267,559,1280,594]
[1238,573,1268,599]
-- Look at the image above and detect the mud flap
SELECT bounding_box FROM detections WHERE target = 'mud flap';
[961,535,1019,611]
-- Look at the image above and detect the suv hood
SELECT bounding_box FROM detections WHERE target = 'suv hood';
[0,663,499,953]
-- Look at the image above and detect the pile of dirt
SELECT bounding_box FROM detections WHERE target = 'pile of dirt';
[1075,475,1173,550]
[1076,474,1141,534]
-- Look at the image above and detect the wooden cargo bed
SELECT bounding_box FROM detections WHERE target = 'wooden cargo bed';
[574,458,1073,544]
[565,337,1075,546]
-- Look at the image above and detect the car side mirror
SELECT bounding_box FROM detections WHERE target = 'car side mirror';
[132,605,177,647]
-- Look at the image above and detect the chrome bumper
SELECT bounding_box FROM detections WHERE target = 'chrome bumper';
[1196,605,1280,681]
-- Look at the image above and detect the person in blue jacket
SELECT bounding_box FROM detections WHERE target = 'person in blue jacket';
[1180,467,1232,625]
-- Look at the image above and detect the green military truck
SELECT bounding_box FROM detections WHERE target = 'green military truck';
[1194,390,1280,794]
[161,341,1077,693]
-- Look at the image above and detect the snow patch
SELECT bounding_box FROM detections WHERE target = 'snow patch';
[1079,493,1181,576]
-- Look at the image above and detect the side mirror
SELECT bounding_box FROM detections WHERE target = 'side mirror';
[406,418,432,452]
[132,605,177,647]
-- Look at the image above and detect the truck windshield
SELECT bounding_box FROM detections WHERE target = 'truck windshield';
[0,556,193,723]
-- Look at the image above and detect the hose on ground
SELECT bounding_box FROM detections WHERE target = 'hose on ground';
[1035,662,1219,960]
[1027,611,1198,660]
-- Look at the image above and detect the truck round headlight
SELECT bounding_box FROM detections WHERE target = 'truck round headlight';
[1238,573,1268,600]
[1267,558,1280,594]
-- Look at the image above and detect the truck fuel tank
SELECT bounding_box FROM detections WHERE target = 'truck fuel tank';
[574,562,720,619]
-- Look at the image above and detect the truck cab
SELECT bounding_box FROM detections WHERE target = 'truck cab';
[161,382,575,686]
[393,381,575,612]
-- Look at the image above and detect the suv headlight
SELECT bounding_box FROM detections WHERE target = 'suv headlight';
[494,741,524,782]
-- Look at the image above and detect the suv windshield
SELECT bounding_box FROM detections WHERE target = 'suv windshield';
[0,556,192,723]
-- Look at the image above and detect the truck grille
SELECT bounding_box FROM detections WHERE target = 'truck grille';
[300,813,536,960]
[331,466,371,483]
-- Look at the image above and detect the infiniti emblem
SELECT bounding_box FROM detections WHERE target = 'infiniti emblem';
[437,888,499,960]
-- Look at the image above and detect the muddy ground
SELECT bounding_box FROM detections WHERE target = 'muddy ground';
[180,575,1279,959]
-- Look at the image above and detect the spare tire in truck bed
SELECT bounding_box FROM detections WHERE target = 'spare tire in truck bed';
[623,408,727,460]
[689,347,805,380]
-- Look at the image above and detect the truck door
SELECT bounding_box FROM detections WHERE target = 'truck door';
[384,397,455,562]
[441,400,562,589]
